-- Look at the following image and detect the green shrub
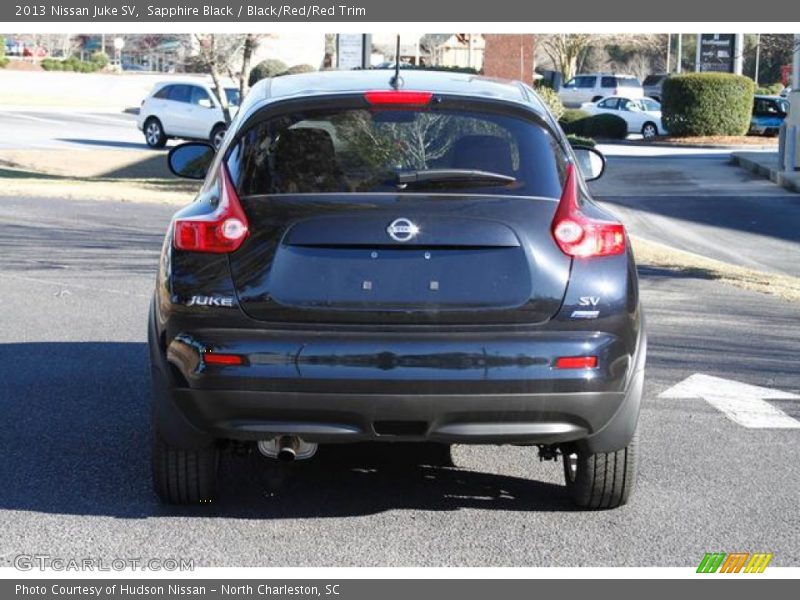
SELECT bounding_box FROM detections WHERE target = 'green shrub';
[559,109,591,126]
[90,51,109,68]
[533,85,565,121]
[755,82,785,96]
[0,57,9,69]
[567,134,596,148]
[662,73,755,136]
[248,58,288,86]
[41,56,99,73]
[0,36,7,68]
[560,112,628,139]
[280,64,317,76]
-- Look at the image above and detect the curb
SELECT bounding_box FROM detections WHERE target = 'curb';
[605,138,778,150]
[731,153,800,193]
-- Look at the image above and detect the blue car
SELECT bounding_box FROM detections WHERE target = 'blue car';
[750,95,790,136]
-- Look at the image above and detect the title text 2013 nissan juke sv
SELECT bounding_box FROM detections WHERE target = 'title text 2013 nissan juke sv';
[149,70,646,509]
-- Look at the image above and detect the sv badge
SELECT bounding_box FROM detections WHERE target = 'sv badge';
[578,296,601,307]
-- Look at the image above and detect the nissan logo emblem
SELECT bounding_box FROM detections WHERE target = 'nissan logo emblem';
[386,218,419,242]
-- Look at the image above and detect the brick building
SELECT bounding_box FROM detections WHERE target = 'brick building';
[482,34,536,83]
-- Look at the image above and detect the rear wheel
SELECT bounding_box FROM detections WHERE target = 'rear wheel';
[562,429,638,509]
[591,95,603,102]
[144,118,167,148]
[152,429,219,504]
[641,122,658,140]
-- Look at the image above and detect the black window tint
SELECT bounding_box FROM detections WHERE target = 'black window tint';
[153,85,172,99]
[601,76,617,88]
[168,85,191,103]
[227,107,566,199]
[577,76,595,88]
[598,98,618,109]
[190,86,212,106]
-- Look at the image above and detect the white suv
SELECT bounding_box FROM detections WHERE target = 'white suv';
[137,80,241,149]
[558,74,643,108]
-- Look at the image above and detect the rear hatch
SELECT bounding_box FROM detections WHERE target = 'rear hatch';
[224,93,572,325]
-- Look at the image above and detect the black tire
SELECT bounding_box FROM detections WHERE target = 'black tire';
[152,428,219,504]
[143,117,167,149]
[591,95,603,102]
[562,429,638,509]
[641,122,658,140]
[210,123,227,149]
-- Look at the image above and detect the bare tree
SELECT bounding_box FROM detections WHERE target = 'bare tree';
[541,34,596,81]
[193,34,247,123]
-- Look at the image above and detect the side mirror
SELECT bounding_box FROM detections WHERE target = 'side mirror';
[198,98,214,108]
[572,146,606,181]
[167,142,215,180]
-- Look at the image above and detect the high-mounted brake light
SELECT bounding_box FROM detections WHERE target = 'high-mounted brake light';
[173,165,249,253]
[555,356,598,370]
[551,163,625,258]
[364,90,433,106]
[203,352,244,366]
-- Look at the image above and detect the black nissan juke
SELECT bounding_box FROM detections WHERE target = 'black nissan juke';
[149,70,646,509]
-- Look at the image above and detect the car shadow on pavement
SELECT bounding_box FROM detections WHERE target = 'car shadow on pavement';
[0,342,576,521]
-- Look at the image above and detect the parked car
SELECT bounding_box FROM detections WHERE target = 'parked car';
[558,73,643,107]
[581,96,665,139]
[750,95,790,136]
[151,70,646,509]
[642,73,669,102]
[137,80,241,149]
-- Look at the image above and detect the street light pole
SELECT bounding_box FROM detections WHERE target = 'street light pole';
[666,34,671,72]
[754,33,761,85]
[793,33,800,89]
[676,34,682,73]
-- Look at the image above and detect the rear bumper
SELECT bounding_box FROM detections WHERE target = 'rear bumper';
[150,319,645,453]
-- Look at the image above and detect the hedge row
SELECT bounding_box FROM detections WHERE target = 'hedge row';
[41,53,109,73]
[662,73,755,136]
[559,109,628,139]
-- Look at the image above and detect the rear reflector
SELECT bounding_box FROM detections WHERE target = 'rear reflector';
[203,353,244,366]
[555,356,598,369]
[364,90,433,106]
[551,163,625,258]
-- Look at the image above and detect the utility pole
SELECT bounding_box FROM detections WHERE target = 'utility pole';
[676,34,682,73]
[666,34,671,72]
[754,33,761,85]
[733,33,744,75]
[793,33,800,89]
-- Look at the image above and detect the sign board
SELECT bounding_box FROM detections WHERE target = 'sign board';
[698,34,736,73]
[337,34,366,70]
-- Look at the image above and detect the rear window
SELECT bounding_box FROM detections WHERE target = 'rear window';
[227,106,566,198]
[618,77,642,87]
[642,75,665,86]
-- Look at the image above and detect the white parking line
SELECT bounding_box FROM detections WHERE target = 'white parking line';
[0,112,66,125]
[660,373,800,429]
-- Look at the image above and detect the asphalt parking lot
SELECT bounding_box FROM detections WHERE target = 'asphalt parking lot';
[1,143,799,567]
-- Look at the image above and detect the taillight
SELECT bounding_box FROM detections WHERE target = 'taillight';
[364,90,433,106]
[173,165,249,253]
[203,352,245,366]
[555,356,598,369]
[551,163,625,258]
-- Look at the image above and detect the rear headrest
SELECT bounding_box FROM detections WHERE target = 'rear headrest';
[274,128,337,169]
[451,135,514,175]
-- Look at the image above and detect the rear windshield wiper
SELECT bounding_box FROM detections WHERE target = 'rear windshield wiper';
[395,169,516,188]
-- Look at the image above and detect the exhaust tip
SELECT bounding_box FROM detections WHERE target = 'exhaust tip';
[258,436,317,462]
[277,447,297,462]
